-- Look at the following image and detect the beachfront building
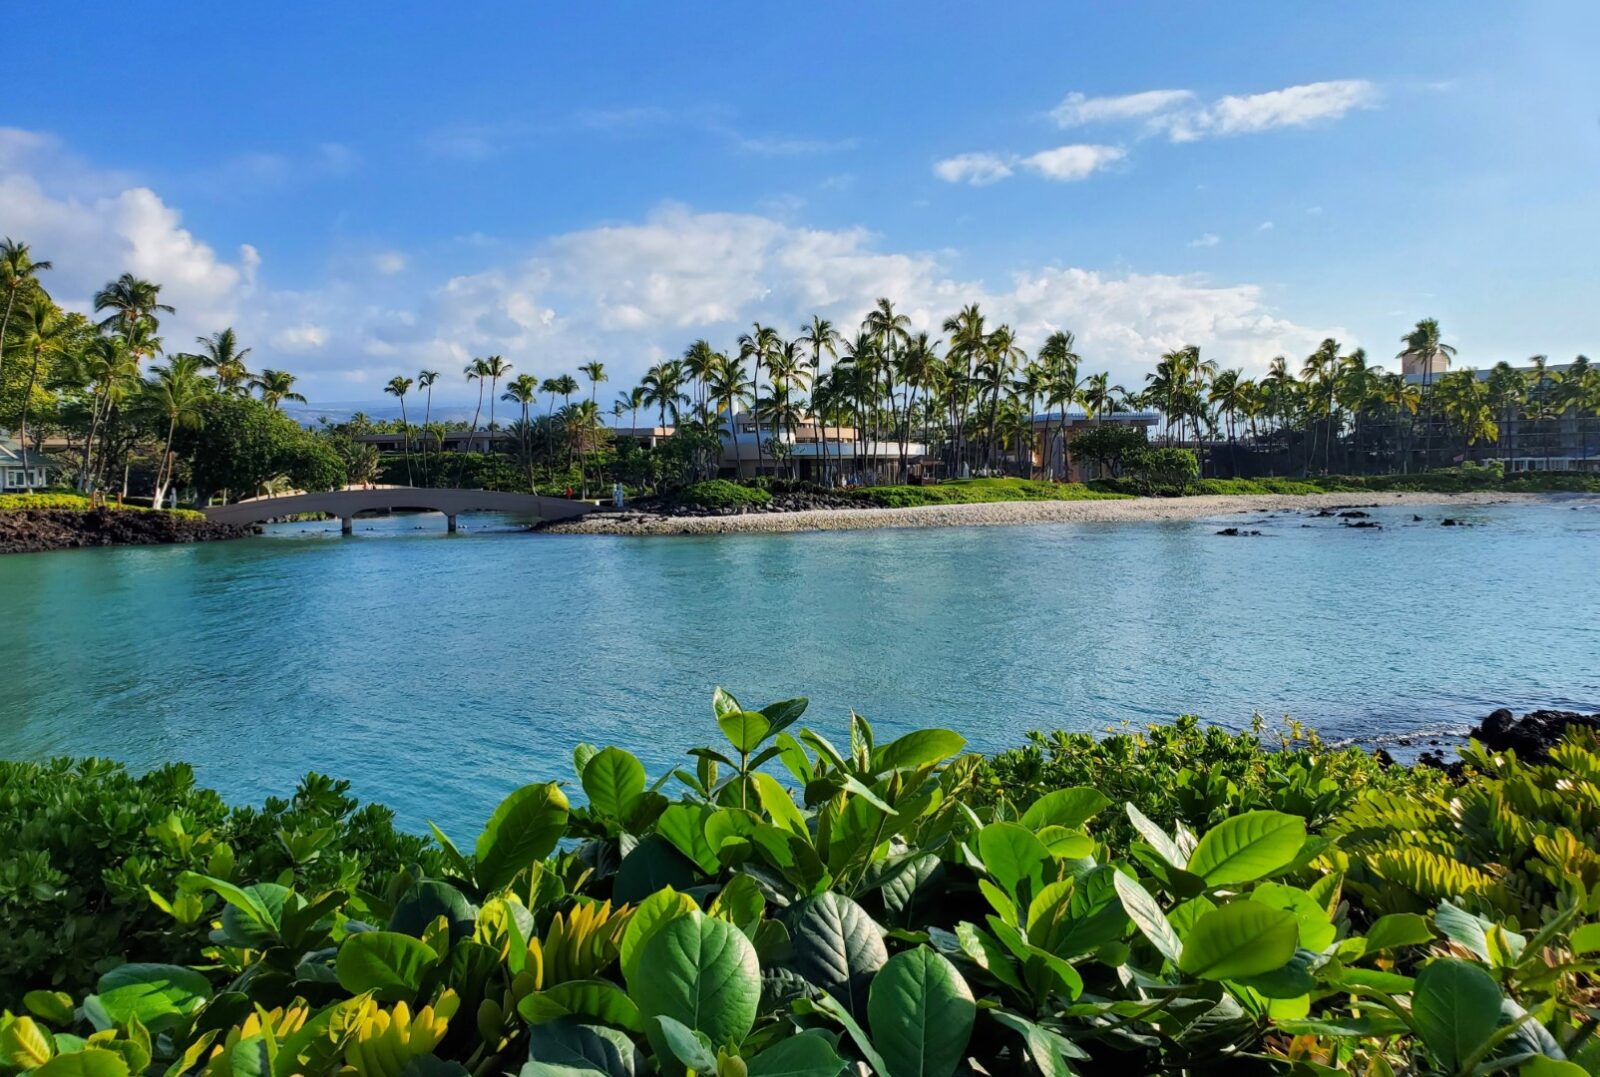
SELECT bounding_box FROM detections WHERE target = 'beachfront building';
[1403,361,1599,472]
[356,429,503,454]
[1029,410,1161,481]
[1,436,55,491]
[612,413,936,483]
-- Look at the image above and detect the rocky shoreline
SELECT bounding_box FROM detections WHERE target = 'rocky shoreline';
[541,490,1566,536]
[0,508,256,555]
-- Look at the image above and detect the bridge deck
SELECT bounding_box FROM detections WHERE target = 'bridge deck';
[203,487,595,530]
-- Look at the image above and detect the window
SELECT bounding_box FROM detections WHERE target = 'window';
[6,470,22,487]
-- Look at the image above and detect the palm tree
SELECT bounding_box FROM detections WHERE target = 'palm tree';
[705,353,750,480]
[1207,368,1249,476]
[251,369,306,409]
[580,360,607,410]
[865,299,912,479]
[416,370,440,484]
[1485,362,1525,471]
[195,328,253,394]
[1558,356,1600,464]
[978,326,1025,472]
[737,324,779,478]
[140,353,208,507]
[1398,318,1456,471]
[1037,331,1081,481]
[67,334,138,490]
[479,355,512,432]
[502,373,540,485]
[0,238,52,393]
[639,361,686,429]
[384,376,415,485]
[93,274,173,342]
[898,331,942,481]
[1436,368,1498,456]
[11,300,69,489]
[613,385,646,432]
[681,340,720,419]
[565,399,604,496]
[941,304,986,474]
[1300,339,1341,473]
[1524,356,1559,471]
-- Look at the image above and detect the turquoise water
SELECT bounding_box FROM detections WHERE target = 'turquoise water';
[3,498,1597,838]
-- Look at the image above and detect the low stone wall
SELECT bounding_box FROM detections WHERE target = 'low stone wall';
[0,508,256,555]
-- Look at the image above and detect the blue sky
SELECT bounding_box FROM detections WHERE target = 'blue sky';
[6,1,1596,405]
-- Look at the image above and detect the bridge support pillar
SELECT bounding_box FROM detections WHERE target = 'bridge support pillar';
[446,514,458,533]
[340,516,354,536]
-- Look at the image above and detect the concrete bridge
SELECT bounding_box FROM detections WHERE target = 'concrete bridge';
[202,486,596,534]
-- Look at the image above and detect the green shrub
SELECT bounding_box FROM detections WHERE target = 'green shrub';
[674,479,772,510]
[0,492,205,519]
[2,700,1597,1075]
[0,758,439,998]
[851,477,1130,507]
[1123,446,1201,494]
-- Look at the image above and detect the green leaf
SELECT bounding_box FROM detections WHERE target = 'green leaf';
[1044,867,1129,959]
[745,1029,848,1077]
[475,782,570,893]
[784,891,888,1022]
[31,1049,130,1077]
[977,822,1050,900]
[24,990,76,1026]
[810,993,891,1077]
[582,748,648,822]
[1124,805,1186,869]
[712,687,742,721]
[1570,922,1600,955]
[1020,788,1111,831]
[1112,871,1182,965]
[620,887,699,986]
[656,804,721,875]
[1249,882,1336,951]
[628,912,760,1049]
[866,948,976,1077]
[988,1011,1087,1076]
[758,698,810,739]
[92,963,212,1032]
[1362,912,1436,954]
[1520,1059,1590,1077]
[752,773,807,836]
[518,981,644,1033]
[1185,811,1306,886]
[175,872,282,943]
[653,1015,718,1073]
[614,834,700,904]
[1177,901,1299,981]
[719,711,773,753]
[872,730,966,773]
[526,1017,647,1077]
[334,931,438,1001]
[1410,958,1504,1075]
[389,880,477,941]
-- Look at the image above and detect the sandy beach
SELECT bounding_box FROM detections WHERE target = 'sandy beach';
[543,490,1576,536]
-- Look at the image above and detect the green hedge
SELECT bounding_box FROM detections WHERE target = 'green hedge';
[0,492,205,519]
[2,696,1597,1075]
[850,477,1131,508]
[674,479,772,510]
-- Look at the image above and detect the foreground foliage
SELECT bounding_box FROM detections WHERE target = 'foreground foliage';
[0,493,204,519]
[3,698,1598,1076]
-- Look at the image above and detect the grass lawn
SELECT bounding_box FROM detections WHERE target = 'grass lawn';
[849,477,1134,508]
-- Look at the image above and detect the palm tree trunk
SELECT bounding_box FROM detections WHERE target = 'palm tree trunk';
[17,347,42,492]
[399,397,413,485]
[0,288,16,391]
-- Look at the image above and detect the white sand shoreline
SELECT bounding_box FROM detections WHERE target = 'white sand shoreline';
[542,490,1584,537]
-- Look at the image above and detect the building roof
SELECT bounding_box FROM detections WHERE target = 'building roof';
[0,437,55,468]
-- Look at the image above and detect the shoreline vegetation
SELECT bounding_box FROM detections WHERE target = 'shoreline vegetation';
[3,697,1599,1074]
[0,493,254,554]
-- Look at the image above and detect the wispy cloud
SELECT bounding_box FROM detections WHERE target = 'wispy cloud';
[1188,233,1221,248]
[1051,89,1195,127]
[933,152,1014,186]
[936,145,1121,185]
[1158,80,1379,141]
[1019,144,1125,181]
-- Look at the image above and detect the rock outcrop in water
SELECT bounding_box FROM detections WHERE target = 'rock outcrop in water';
[1417,707,1600,769]
[0,508,255,554]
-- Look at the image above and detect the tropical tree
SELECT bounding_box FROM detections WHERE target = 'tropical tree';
[1207,368,1249,476]
[251,369,306,410]
[195,328,253,394]
[93,274,173,341]
[705,353,750,480]
[416,370,440,484]
[140,353,209,507]
[1398,317,1456,469]
[580,360,607,408]
[737,324,779,478]
[384,375,415,484]
[1485,362,1526,470]
[1559,355,1600,463]
[479,355,512,431]
[0,237,52,392]
[9,300,70,487]
[1037,330,1081,480]
[1436,367,1498,455]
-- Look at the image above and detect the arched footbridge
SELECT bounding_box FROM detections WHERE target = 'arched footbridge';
[203,487,596,534]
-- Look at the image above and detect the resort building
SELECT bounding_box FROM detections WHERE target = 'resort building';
[1402,361,1598,472]
[1029,410,1161,481]
[613,413,936,482]
[1,436,55,491]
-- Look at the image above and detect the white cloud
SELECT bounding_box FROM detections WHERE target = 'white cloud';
[1159,80,1379,141]
[373,251,407,275]
[1019,144,1125,181]
[1188,233,1221,248]
[933,153,1014,186]
[1257,221,1275,231]
[1,128,1343,402]
[1051,89,1194,127]
[272,325,330,352]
